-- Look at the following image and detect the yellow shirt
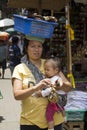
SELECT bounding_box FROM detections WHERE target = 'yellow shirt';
[12,59,64,128]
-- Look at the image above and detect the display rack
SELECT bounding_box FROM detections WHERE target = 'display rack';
[51,12,87,65]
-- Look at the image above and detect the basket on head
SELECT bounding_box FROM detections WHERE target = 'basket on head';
[14,14,58,38]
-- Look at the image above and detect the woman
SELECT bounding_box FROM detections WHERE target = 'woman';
[12,35,72,130]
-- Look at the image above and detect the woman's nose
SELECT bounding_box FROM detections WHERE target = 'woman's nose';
[34,47,39,51]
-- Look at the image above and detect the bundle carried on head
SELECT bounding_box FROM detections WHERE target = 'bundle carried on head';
[28,13,58,22]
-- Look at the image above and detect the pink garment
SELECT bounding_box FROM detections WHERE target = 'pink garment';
[46,102,64,122]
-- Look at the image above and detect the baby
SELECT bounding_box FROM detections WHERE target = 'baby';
[41,57,66,130]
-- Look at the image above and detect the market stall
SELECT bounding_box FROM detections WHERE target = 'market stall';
[7,1,87,129]
[7,0,70,11]
[7,0,73,80]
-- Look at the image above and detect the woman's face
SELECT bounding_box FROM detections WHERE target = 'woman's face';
[27,40,43,60]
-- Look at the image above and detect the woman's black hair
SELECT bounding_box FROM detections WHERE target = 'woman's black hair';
[23,38,30,55]
[23,37,44,55]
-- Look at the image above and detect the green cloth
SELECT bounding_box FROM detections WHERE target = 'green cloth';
[25,35,45,43]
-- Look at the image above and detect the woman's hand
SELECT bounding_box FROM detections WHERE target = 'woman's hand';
[35,78,51,91]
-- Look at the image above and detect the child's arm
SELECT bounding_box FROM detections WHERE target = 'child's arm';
[35,88,52,97]
[41,88,52,97]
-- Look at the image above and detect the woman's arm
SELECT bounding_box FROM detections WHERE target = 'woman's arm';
[12,78,51,100]
[56,71,72,92]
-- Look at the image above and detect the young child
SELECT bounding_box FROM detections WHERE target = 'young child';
[41,57,66,130]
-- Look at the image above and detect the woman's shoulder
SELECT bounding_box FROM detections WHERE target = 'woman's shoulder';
[15,63,26,68]
[12,63,33,80]
[41,59,46,64]
[14,63,30,73]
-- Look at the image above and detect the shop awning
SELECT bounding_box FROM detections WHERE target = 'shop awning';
[7,0,70,11]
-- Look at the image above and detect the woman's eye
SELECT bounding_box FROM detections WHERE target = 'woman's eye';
[36,45,42,48]
[30,45,35,48]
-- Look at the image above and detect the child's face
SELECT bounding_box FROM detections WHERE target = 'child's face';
[44,62,58,78]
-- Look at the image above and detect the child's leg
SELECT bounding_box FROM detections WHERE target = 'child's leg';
[46,103,57,130]
[48,120,54,130]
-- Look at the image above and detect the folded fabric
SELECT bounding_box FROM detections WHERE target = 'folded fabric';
[25,35,45,43]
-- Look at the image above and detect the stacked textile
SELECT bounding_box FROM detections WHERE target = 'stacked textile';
[65,90,87,110]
